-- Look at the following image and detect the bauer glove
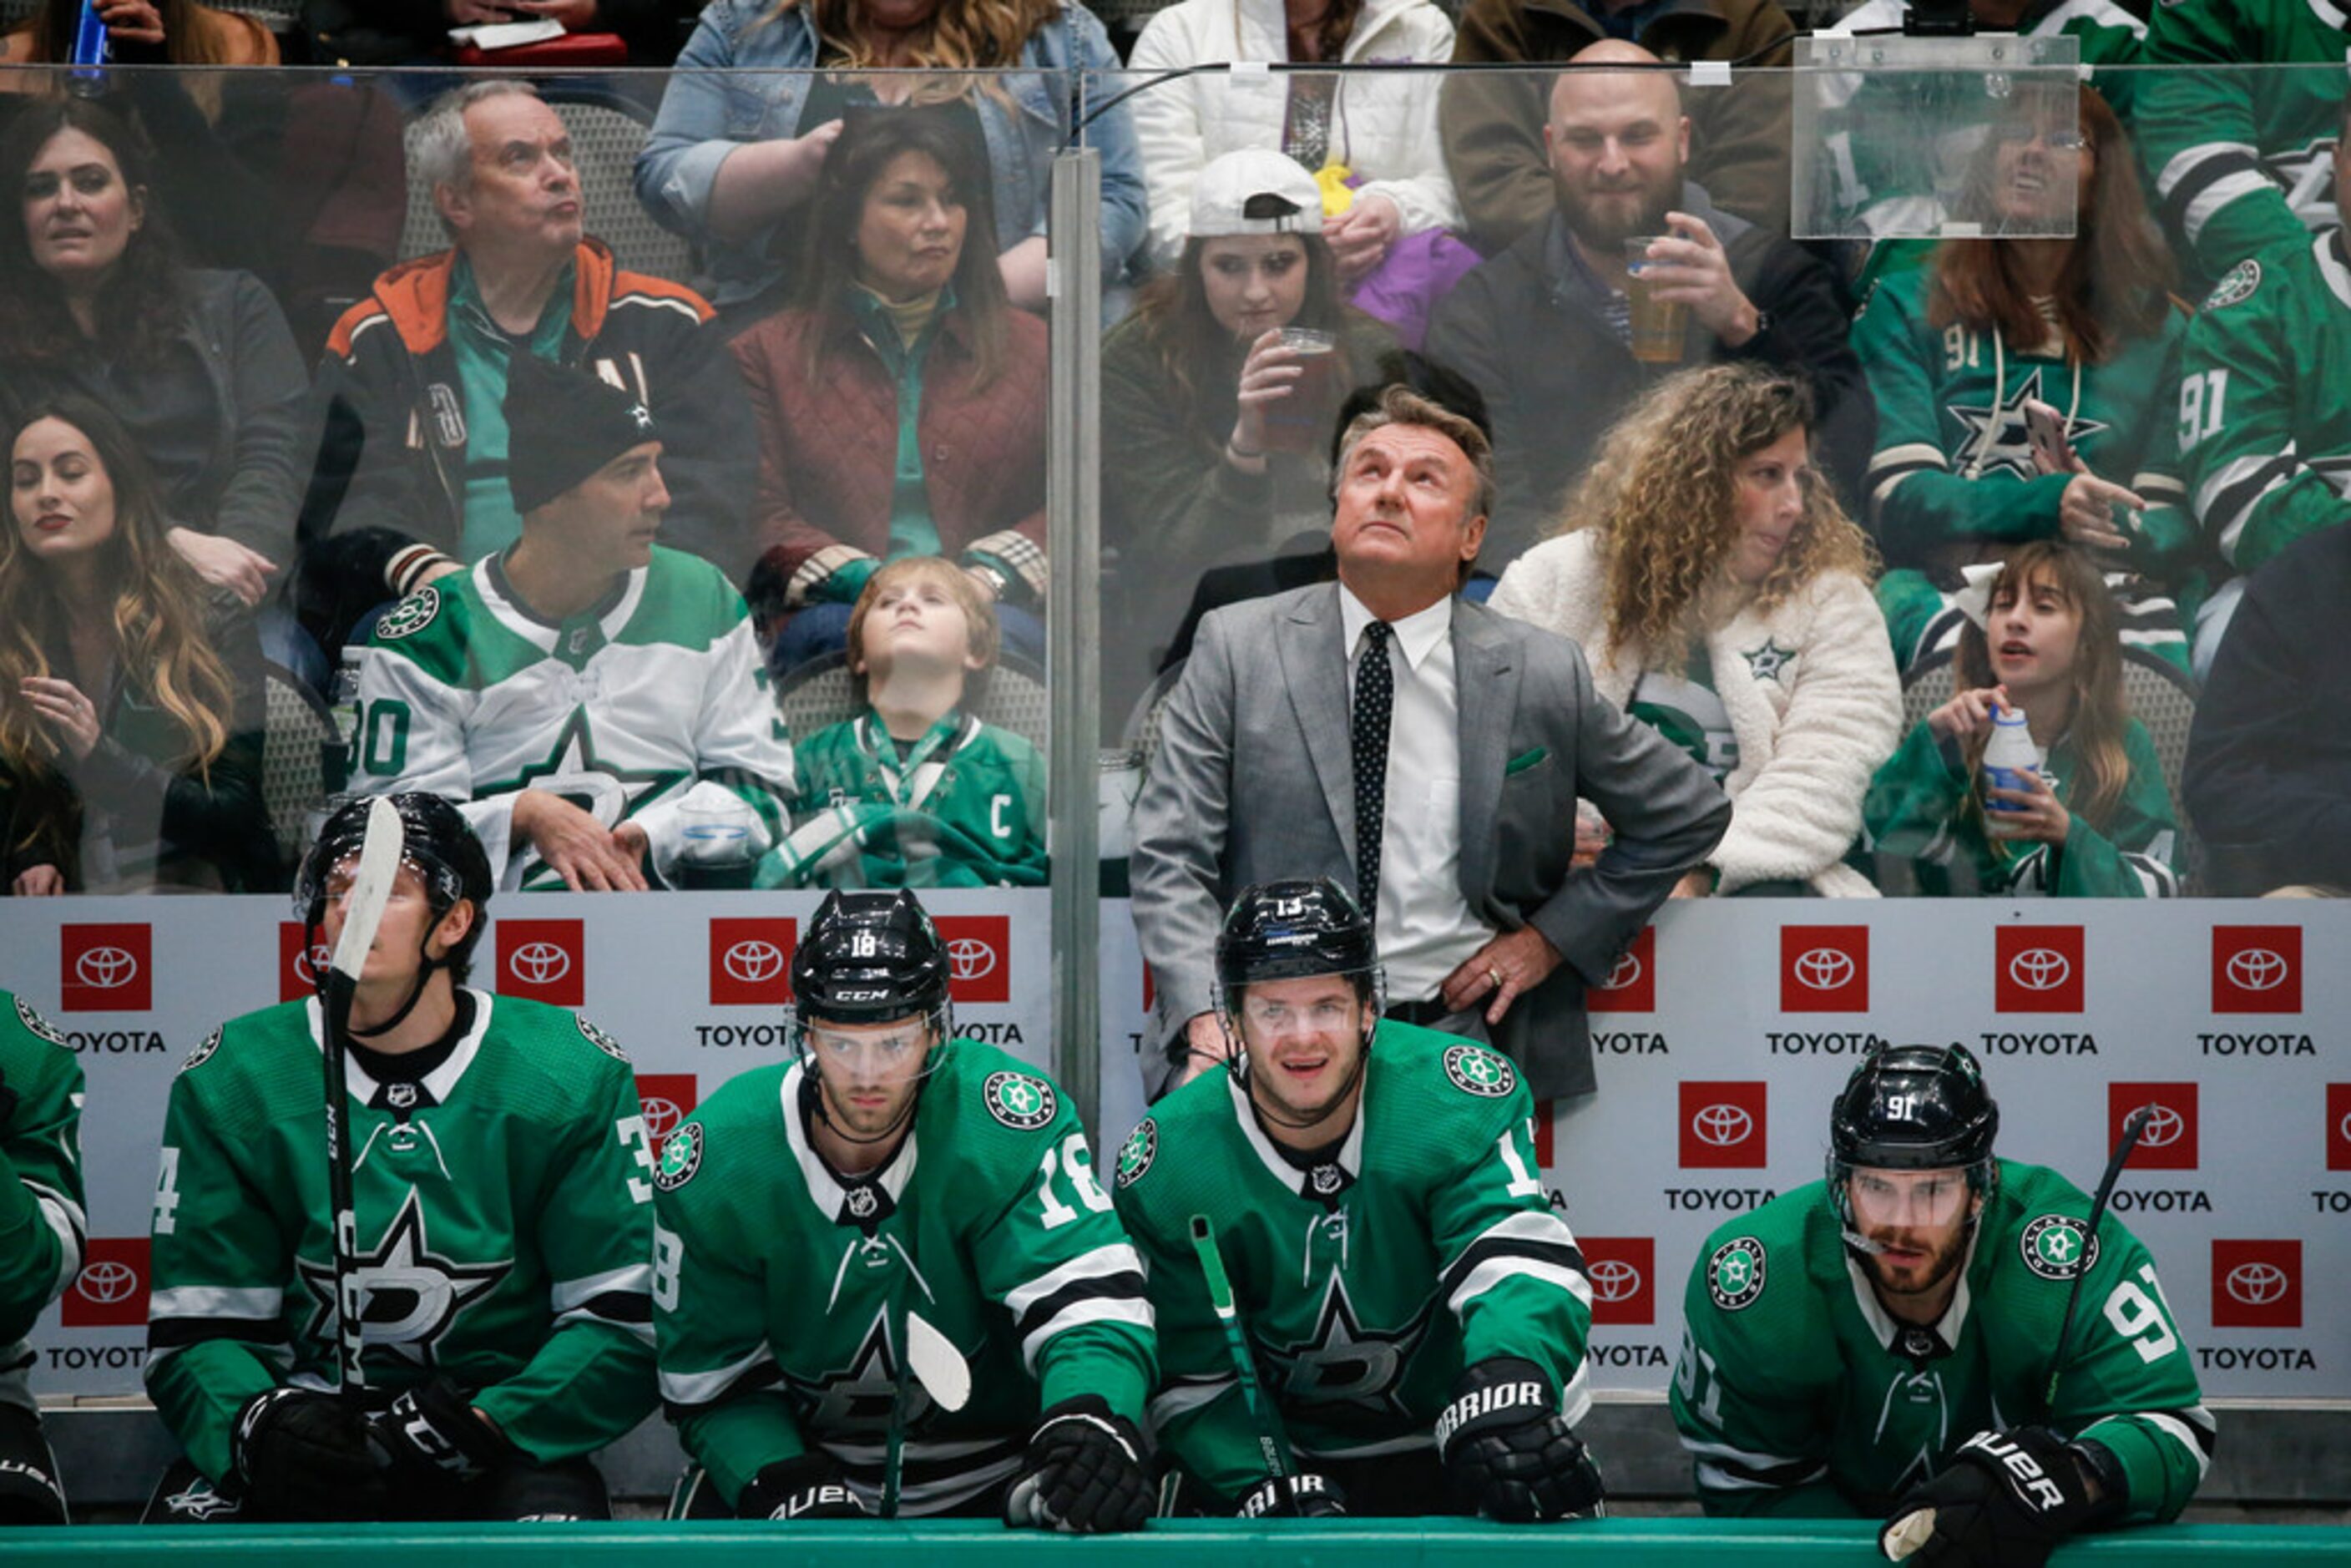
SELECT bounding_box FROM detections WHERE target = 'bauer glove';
[1882,1427,2117,1567]
[737,1453,869,1520]
[232,1386,393,1520]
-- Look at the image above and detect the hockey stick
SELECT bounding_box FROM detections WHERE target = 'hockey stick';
[321,797,403,1399]
[879,1285,973,1517]
[1190,1214,1299,1516]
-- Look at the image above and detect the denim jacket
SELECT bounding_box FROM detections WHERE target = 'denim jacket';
[635,0,1145,311]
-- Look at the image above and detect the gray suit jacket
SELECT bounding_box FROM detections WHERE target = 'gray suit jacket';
[1130,582,1732,1102]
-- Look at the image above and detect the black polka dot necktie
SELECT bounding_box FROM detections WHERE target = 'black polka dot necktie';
[1352,620,1393,908]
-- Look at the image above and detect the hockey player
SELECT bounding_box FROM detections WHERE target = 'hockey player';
[0,990,83,1525]
[1113,878,1602,1521]
[653,889,1156,1528]
[1671,1042,2212,1566]
[143,792,659,1523]
[352,354,794,893]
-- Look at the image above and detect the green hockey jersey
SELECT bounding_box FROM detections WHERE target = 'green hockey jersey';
[766,710,1048,888]
[1112,1026,1592,1508]
[2177,235,2351,576]
[1,992,85,1416]
[145,993,659,1485]
[354,544,794,891]
[2137,0,2348,276]
[650,1041,1155,1514]
[1671,1162,2212,1520]
[1863,716,2181,896]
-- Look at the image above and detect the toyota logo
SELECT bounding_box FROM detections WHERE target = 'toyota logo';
[1588,1258,1642,1302]
[2139,1105,2187,1149]
[2226,1262,2290,1306]
[511,943,572,985]
[1692,1105,1754,1146]
[948,938,998,982]
[641,1097,684,1141]
[293,943,332,986]
[75,1259,139,1304]
[2008,948,2071,990]
[74,947,138,989]
[2227,948,2290,992]
[1604,952,1643,991]
[1792,948,1854,991]
[724,940,786,984]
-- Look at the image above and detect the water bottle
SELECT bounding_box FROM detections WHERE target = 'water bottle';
[1981,703,2041,813]
[68,0,111,65]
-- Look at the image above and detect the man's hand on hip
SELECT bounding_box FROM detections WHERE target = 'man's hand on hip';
[1441,927,1562,1025]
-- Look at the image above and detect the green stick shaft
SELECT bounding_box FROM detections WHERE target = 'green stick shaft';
[1191,1214,1297,1513]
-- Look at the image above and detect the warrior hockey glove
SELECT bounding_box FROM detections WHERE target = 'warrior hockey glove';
[233,1386,394,1520]
[1882,1427,2114,1567]
[1436,1357,1605,1523]
[369,1378,513,1492]
[1236,1472,1348,1517]
[1004,1395,1151,1533]
[736,1454,869,1520]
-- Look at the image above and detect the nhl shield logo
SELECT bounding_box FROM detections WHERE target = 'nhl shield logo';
[13,996,66,1047]
[845,1184,879,1219]
[655,1124,703,1192]
[179,1026,222,1075]
[1443,1044,1516,1099]
[983,1070,1057,1130]
[2203,259,2261,312]
[373,587,441,641]
[2020,1215,2100,1281]
[387,1082,418,1110]
[1115,1119,1157,1190]
[1708,1236,1767,1312]
[578,1016,628,1062]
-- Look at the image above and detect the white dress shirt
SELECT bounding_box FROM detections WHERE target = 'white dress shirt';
[1338,584,1492,1003]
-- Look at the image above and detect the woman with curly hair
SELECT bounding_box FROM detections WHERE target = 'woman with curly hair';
[1489,363,1900,896]
[1,397,278,894]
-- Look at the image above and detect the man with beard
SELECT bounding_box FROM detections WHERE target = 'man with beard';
[1424,41,1868,567]
[1671,1044,2212,1566]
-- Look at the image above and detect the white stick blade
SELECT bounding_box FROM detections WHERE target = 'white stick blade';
[906,1308,972,1412]
[330,798,407,984]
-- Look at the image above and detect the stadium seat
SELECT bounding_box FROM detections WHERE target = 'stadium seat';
[260,663,341,867]
[1122,657,1186,786]
[773,648,1054,752]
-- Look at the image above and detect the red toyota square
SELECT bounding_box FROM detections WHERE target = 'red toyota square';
[497,920,584,1006]
[2212,927,2300,1014]
[1143,964,1155,1013]
[62,1237,149,1328]
[1782,926,1868,1012]
[934,915,1012,1004]
[635,1075,699,1146]
[1680,1080,1767,1169]
[60,923,152,1014]
[279,922,335,1004]
[2327,1085,2351,1172]
[1996,926,2085,1014]
[2111,1083,2197,1171]
[1579,1237,1656,1327]
[2211,1240,2300,1330]
[1533,1100,1555,1169]
[710,918,796,1006]
[1590,928,1656,1014]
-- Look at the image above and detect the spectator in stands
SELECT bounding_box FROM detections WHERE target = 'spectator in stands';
[0,100,306,625]
[351,357,793,894]
[1425,43,1868,568]
[1852,85,2200,678]
[1126,0,1461,303]
[1866,541,2183,897]
[1130,382,1730,1101]
[769,555,1046,887]
[634,0,1143,322]
[1440,0,1793,256]
[1100,149,1394,730]
[1,397,278,894]
[1491,364,1898,898]
[732,107,1049,673]
[302,81,754,661]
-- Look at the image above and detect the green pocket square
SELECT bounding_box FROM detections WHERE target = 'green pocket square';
[1504,746,1549,776]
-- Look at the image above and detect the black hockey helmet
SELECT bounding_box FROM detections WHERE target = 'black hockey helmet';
[1216,878,1383,1009]
[296,792,493,981]
[1828,1042,2000,1222]
[790,888,953,1034]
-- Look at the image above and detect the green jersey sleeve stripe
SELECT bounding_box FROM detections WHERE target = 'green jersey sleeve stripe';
[659,1344,776,1409]
[1148,1373,1235,1429]
[148,1285,282,1320]
[1019,1297,1155,1373]
[1699,1456,1830,1493]
[23,1181,82,1295]
[1439,1213,1591,1315]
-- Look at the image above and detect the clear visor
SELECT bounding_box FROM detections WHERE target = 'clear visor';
[1222,969,1378,1044]
[803,1017,937,1074]
[1846,1166,1974,1229]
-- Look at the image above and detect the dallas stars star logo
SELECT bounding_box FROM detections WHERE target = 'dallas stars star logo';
[1947,368,2107,483]
[1262,1271,1428,1427]
[781,1306,933,1436]
[483,710,683,850]
[1742,638,1797,684]
[296,1189,511,1369]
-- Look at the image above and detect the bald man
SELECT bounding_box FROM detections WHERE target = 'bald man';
[1425,44,1868,566]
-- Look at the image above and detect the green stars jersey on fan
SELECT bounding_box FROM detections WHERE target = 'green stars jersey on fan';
[1671,1161,2212,1521]
[771,711,1048,888]
[353,544,795,891]
[145,993,660,1485]
[2177,236,2351,576]
[1113,1025,1593,1508]
[1,991,86,1415]
[650,1040,1155,1515]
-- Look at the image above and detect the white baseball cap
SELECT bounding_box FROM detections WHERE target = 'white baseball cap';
[1189,149,1324,238]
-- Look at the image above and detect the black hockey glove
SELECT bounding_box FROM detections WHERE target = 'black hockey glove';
[233,1386,394,1520]
[1881,1427,2112,1568]
[369,1378,513,1492]
[1436,1357,1605,1522]
[1004,1395,1151,1533]
[736,1453,870,1520]
[1236,1471,1348,1518]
